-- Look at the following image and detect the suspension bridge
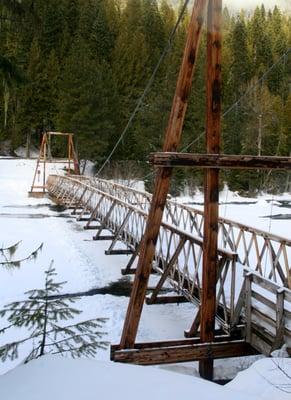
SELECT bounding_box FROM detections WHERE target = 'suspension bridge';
[47,174,291,363]
[29,0,291,381]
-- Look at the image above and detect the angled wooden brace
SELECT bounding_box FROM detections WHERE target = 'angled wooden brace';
[92,200,117,240]
[146,236,187,304]
[105,209,134,255]
[83,194,105,229]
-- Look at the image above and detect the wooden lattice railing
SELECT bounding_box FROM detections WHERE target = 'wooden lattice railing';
[47,174,291,346]
[70,176,291,289]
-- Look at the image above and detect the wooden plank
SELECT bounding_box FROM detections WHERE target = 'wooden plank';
[105,249,133,255]
[251,307,276,328]
[146,295,189,305]
[150,153,291,170]
[252,290,276,311]
[250,330,272,356]
[121,268,137,275]
[251,273,279,294]
[83,225,101,230]
[199,0,222,381]
[112,334,233,351]
[93,235,115,241]
[119,0,208,350]
[111,340,256,365]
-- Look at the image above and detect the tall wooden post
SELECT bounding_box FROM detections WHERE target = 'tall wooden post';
[119,0,209,349]
[199,0,222,380]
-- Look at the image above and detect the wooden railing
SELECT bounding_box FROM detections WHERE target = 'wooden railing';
[87,177,291,289]
[47,174,291,348]
[244,271,291,354]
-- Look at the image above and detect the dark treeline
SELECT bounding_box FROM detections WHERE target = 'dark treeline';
[0,1,291,193]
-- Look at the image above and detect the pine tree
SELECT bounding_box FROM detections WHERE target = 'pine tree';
[57,39,119,163]
[0,262,107,362]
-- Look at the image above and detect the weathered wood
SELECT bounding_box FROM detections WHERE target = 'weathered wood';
[30,131,79,194]
[185,309,201,337]
[199,0,222,381]
[245,273,252,343]
[146,295,189,305]
[93,235,115,241]
[250,327,272,356]
[150,153,291,170]
[251,273,280,294]
[272,288,285,350]
[121,242,142,275]
[111,340,256,365]
[92,200,116,240]
[83,225,101,230]
[112,335,230,352]
[105,249,133,255]
[105,210,133,254]
[147,236,186,304]
[119,0,208,349]
[121,268,137,275]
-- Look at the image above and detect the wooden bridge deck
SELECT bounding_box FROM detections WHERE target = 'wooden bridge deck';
[47,174,291,359]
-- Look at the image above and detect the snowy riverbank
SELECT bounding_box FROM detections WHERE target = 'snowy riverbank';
[0,158,290,398]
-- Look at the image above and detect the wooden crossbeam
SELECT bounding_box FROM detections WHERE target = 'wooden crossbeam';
[146,295,189,305]
[111,339,256,365]
[150,153,291,170]
[105,249,133,255]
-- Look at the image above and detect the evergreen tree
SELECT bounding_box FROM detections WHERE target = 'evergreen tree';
[57,39,119,163]
[0,262,107,362]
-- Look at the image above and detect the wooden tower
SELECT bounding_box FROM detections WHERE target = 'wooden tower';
[111,0,291,381]
[29,131,80,197]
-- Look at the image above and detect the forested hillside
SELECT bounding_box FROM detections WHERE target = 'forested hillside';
[0,0,290,192]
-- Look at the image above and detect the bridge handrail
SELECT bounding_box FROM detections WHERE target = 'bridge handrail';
[48,174,236,259]
[70,174,291,245]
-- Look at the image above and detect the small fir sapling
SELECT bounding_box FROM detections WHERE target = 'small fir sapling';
[0,261,108,362]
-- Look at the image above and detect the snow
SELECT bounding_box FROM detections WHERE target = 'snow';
[0,158,290,399]
[177,185,291,240]
[227,357,291,400]
[0,355,258,400]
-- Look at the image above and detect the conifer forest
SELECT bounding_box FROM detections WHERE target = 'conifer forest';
[0,0,291,192]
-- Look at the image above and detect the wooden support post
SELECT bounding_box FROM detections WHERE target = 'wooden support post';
[119,0,208,350]
[199,0,222,380]
[245,273,252,344]
[272,288,285,351]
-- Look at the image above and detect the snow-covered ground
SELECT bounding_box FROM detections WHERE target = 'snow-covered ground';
[177,185,291,239]
[0,158,290,399]
[0,355,290,400]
